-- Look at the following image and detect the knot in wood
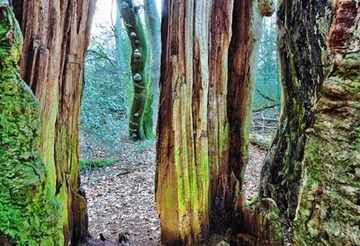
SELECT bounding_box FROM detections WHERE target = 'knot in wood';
[133,73,142,82]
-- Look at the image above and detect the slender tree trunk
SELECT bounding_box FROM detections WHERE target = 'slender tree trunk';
[0,2,63,244]
[13,0,96,244]
[294,1,360,244]
[143,0,161,130]
[260,0,332,223]
[114,7,130,73]
[117,0,154,140]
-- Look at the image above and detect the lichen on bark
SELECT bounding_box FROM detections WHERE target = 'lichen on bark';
[294,1,360,243]
[0,3,63,245]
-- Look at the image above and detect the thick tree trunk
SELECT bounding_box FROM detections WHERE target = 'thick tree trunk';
[209,1,274,233]
[156,0,213,244]
[117,0,154,140]
[294,1,360,244]
[156,0,274,243]
[13,0,96,244]
[260,0,332,222]
[0,2,63,244]
[207,0,234,234]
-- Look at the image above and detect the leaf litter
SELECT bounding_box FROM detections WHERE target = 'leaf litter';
[80,138,266,246]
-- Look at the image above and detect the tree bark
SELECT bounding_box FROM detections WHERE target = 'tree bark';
[156,0,213,244]
[209,0,274,233]
[294,1,360,244]
[13,0,96,244]
[156,0,275,243]
[260,0,332,223]
[143,0,161,131]
[0,2,63,244]
[117,0,154,140]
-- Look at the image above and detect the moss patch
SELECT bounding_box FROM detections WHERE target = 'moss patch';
[0,5,63,245]
[79,158,117,171]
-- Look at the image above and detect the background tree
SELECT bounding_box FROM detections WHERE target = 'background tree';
[13,0,96,244]
[0,2,63,244]
[143,0,161,129]
[117,0,154,140]
[81,22,131,155]
[254,14,280,111]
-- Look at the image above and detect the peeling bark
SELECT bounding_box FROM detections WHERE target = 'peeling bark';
[13,0,96,244]
[156,0,212,244]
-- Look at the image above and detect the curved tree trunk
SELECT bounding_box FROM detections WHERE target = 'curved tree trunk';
[13,0,96,244]
[260,0,332,222]
[0,2,63,244]
[117,0,153,140]
[294,1,360,244]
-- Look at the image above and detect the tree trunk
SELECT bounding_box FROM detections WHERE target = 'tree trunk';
[156,0,274,243]
[13,0,96,244]
[210,0,274,233]
[117,0,154,140]
[293,1,360,244]
[143,0,161,130]
[156,0,213,244]
[0,2,63,244]
[114,7,131,73]
[260,0,332,223]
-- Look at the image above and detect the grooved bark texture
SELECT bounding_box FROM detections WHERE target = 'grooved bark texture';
[13,0,96,244]
[260,0,332,221]
[208,0,234,234]
[0,3,63,244]
[156,1,213,244]
[156,0,274,243]
[294,1,360,244]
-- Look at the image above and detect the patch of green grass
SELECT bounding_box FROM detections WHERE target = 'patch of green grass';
[79,158,117,171]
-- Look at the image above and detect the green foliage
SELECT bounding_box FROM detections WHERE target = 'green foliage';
[79,158,116,171]
[254,15,281,111]
[81,23,133,153]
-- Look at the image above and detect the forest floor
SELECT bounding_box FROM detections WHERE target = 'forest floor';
[79,136,266,246]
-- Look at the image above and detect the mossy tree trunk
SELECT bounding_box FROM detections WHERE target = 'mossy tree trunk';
[156,0,213,244]
[143,0,161,132]
[117,0,154,140]
[13,0,96,244]
[0,2,63,245]
[156,0,274,244]
[260,0,332,223]
[294,1,360,244]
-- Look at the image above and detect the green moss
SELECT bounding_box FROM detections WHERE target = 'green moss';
[79,158,117,171]
[294,54,360,245]
[0,5,63,245]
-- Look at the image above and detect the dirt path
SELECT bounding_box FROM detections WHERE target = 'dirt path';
[80,142,265,245]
